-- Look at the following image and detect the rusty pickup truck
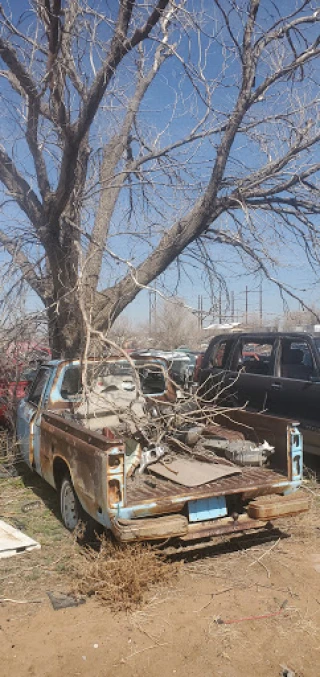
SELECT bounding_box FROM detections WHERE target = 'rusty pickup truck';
[16,357,308,543]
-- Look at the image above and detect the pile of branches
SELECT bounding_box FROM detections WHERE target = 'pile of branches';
[75,355,244,465]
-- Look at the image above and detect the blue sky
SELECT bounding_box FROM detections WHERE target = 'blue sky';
[0,1,319,327]
[123,249,320,327]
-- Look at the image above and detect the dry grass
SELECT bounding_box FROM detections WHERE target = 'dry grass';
[0,429,10,456]
[0,469,76,606]
[0,471,179,612]
[71,535,180,611]
[283,499,317,542]
[1,455,319,617]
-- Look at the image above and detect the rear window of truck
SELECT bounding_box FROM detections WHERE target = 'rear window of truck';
[233,340,275,375]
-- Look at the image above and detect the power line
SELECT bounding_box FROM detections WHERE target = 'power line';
[196,284,265,326]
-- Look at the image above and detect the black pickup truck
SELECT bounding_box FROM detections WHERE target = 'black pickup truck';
[199,332,320,457]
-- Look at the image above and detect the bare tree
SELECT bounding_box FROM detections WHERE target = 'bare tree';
[0,1,319,357]
[108,316,137,349]
[151,298,199,350]
[282,307,320,330]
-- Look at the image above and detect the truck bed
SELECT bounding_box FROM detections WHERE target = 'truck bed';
[126,466,288,507]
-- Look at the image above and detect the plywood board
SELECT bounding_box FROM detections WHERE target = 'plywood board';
[149,458,241,487]
[0,520,41,559]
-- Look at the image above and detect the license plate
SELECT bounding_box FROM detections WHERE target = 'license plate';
[188,496,227,522]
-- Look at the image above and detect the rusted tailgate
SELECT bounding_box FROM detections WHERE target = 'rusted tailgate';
[113,490,309,543]
[126,467,289,508]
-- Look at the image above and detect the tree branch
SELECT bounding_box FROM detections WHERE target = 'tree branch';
[0,32,51,199]
[0,230,46,302]
[251,41,320,103]
[0,36,38,98]
[93,3,263,327]
[75,0,170,142]
[254,9,320,57]
[236,133,320,196]
[0,149,43,227]
[84,7,175,298]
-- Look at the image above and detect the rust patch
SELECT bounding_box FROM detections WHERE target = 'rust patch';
[204,425,245,442]
[108,454,123,469]
[108,479,122,507]
[111,513,188,542]
[180,517,268,541]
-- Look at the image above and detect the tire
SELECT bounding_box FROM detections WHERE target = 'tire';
[60,474,82,531]
[59,473,101,540]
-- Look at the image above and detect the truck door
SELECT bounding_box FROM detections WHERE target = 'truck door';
[16,366,53,471]
[226,337,276,411]
[200,337,235,402]
[267,337,320,424]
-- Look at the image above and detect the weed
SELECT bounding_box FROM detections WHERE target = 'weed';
[71,535,180,611]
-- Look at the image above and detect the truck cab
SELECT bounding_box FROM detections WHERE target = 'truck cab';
[199,332,320,456]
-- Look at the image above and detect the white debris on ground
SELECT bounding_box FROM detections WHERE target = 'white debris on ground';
[0,520,41,559]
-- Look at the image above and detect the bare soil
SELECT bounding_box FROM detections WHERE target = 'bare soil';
[1,462,320,677]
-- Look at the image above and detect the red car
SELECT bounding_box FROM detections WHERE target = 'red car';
[0,370,36,428]
[0,345,51,428]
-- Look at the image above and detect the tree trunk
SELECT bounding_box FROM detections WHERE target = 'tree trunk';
[46,293,84,359]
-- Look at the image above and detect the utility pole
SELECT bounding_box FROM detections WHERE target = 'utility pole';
[231,291,235,322]
[245,286,248,325]
[149,289,152,333]
[154,282,157,332]
[259,283,263,326]
[148,287,157,333]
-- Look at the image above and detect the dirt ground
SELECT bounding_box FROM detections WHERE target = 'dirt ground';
[1,462,320,677]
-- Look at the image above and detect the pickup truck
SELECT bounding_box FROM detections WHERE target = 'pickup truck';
[199,332,320,457]
[16,357,308,544]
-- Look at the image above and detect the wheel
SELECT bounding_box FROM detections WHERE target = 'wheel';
[60,475,81,531]
[59,473,101,540]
